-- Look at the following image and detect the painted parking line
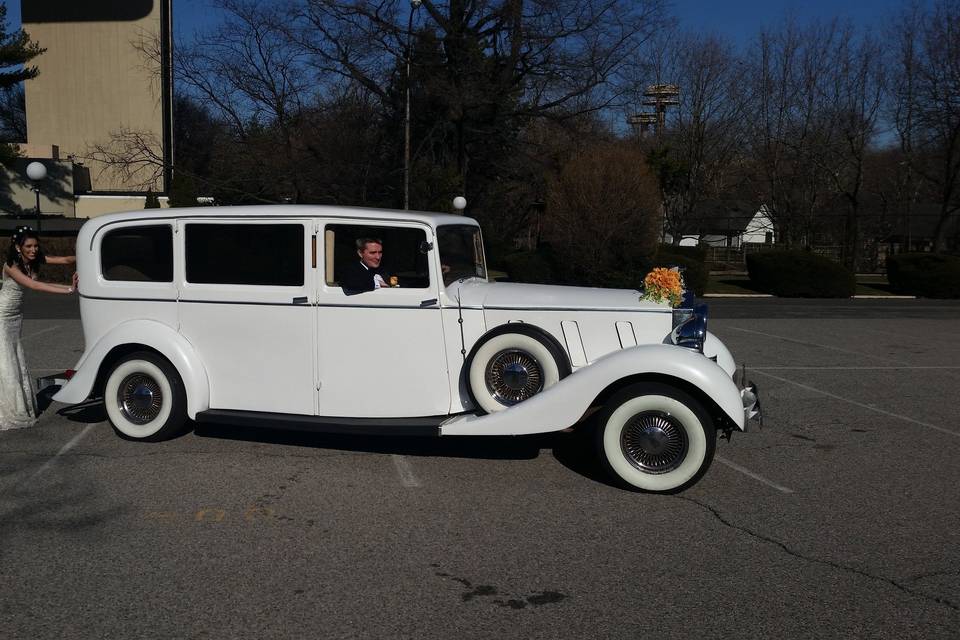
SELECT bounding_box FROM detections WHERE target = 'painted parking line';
[715,455,794,494]
[391,454,421,487]
[26,423,98,484]
[728,327,912,365]
[753,366,960,370]
[23,325,61,341]
[752,369,960,439]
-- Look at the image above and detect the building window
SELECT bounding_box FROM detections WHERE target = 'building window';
[101,225,173,282]
[185,223,304,286]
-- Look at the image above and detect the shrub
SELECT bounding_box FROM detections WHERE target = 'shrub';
[658,243,707,263]
[499,250,556,284]
[887,253,960,298]
[746,251,855,297]
[654,250,707,296]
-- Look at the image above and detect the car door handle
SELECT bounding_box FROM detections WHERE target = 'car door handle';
[292,296,308,304]
[419,298,438,307]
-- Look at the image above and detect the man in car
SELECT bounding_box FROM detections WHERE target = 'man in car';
[340,237,396,294]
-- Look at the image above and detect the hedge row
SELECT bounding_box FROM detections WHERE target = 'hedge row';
[746,251,855,298]
[887,253,960,298]
[498,244,707,296]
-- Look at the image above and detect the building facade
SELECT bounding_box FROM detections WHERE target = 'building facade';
[15,0,172,218]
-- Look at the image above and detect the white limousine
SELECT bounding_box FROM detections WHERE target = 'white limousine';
[53,205,761,493]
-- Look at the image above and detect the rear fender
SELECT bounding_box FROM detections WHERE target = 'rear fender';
[53,320,210,419]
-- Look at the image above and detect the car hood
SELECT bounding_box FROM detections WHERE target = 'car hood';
[449,279,667,312]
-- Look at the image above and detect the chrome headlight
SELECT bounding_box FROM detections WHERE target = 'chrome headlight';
[670,303,708,352]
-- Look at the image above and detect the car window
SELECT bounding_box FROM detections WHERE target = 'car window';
[325,224,429,289]
[437,225,487,286]
[101,224,173,282]
[185,223,304,286]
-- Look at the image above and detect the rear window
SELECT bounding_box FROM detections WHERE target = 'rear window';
[185,223,304,286]
[101,225,173,282]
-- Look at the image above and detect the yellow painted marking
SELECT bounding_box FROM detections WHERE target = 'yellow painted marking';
[243,506,275,521]
[194,508,226,522]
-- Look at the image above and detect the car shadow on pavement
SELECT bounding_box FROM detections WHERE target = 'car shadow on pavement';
[193,422,550,460]
[56,399,108,424]
[194,419,621,487]
[51,401,620,486]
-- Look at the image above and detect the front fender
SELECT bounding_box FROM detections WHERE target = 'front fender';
[441,344,743,436]
[53,320,210,419]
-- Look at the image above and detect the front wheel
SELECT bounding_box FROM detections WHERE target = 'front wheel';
[103,351,189,442]
[597,382,716,493]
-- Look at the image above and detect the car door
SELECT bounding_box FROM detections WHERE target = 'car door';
[315,220,450,418]
[177,218,317,416]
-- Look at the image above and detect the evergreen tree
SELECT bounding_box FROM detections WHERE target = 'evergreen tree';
[0,3,44,164]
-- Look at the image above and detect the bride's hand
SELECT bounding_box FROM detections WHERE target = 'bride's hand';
[71,272,79,290]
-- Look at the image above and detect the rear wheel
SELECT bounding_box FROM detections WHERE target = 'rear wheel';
[103,352,188,442]
[597,382,716,493]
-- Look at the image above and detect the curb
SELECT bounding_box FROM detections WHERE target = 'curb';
[702,293,774,298]
[702,293,918,299]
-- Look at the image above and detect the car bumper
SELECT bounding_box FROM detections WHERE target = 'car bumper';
[734,365,763,431]
[35,371,73,395]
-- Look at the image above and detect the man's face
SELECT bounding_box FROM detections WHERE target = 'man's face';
[358,242,383,269]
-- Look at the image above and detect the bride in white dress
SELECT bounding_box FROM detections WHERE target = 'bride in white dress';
[1,226,77,431]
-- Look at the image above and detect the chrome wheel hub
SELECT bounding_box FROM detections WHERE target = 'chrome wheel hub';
[621,411,688,474]
[485,349,543,406]
[118,373,163,424]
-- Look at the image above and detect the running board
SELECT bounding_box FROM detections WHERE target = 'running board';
[195,409,454,436]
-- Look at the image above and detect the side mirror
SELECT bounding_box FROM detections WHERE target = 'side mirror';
[419,241,433,254]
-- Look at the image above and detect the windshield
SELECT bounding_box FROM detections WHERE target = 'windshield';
[437,224,487,286]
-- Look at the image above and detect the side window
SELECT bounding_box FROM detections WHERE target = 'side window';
[185,223,304,286]
[101,225,173,282]
[325,224,429,289]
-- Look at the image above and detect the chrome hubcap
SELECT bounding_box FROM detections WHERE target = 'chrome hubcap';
[621,411,688,474]
[485,349,543,406]
[118,373,163,424]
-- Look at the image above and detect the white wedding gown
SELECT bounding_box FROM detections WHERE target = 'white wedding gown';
[0,269,38,430]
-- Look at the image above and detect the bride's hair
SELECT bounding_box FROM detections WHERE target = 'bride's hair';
[5,226,46,276]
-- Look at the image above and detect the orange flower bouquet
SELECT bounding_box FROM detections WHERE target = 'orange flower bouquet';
[640,267,685,307]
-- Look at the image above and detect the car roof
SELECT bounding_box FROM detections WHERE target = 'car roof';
[82,204,480,230]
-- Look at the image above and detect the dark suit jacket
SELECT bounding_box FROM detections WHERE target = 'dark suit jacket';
[339,260,386,294]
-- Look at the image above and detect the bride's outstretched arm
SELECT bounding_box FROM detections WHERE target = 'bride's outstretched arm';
[2,264,76,294]
[45,255,76,265]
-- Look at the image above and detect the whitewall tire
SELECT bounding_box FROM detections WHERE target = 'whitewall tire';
[598,383,716,493]
[103,352,188,442]
[467,327,570,414]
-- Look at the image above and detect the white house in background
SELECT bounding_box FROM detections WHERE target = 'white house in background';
[666,201,776,248]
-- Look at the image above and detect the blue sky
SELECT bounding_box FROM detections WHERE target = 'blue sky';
[4,0,931,45]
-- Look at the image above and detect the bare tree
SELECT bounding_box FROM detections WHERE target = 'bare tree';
[639,30,746,244]
[813,26,885,267]
[287,0,670,188]
[891,0,960,252]
[743,18,847,248]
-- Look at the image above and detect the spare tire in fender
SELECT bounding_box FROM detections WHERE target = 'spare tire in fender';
[465,324,571,414]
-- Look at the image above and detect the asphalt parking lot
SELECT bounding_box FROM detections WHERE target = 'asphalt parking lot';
[2,296,959,639]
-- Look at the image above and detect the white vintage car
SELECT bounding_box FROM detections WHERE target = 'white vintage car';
[54,205,760,493]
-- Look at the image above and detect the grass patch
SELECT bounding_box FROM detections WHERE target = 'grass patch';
[706,274,767,295]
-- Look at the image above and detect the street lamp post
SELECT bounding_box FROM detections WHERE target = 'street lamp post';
[26,161,48,233]
[404,0,422,210]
